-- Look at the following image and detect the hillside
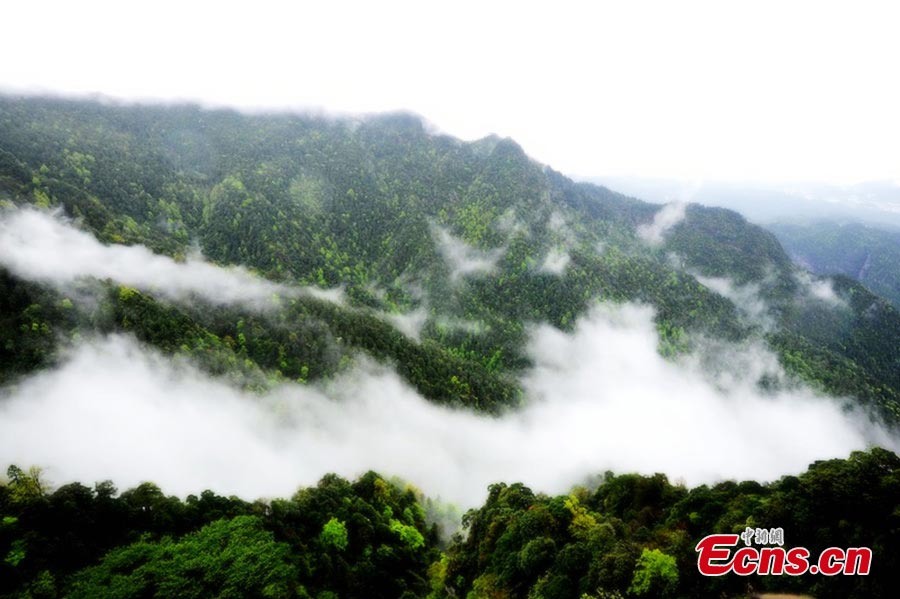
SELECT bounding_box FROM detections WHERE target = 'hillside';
[1,94,900,599]
[1,95,899,423]
[770,220,900,308]
[2,450,897,599]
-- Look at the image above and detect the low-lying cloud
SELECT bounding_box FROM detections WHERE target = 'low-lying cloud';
[794,270,847,308]
[638,201,687,245]
[386,307,429,341]
[434,226,503,281]
[0,208,341,307]
[539,248,571,274]
[1,207,893,517]
[1,304,891,515]
[695,274,775,331]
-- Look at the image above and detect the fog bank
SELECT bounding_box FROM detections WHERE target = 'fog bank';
[638,202,686,245]
[1,305,890,510]
[0,208,341,306]
[1,207,892,511]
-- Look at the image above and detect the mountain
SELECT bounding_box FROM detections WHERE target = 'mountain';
[1,95,899,599]
[1,95,898,422]
[587,175,900,229]
[769,220,900,309]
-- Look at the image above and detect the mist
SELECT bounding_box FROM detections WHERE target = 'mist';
[539,249,571,275]
[592,176,900,230]
[0,208,341,307]
[1,206,892,515]
[1,305,890,512]
[794,270,846,308]
[433,226,503,281]
[385,307,429,341]
[695,274,775,331]
[638,202,687,245]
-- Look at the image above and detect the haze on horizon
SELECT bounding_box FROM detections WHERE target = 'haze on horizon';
[2,0,899,187]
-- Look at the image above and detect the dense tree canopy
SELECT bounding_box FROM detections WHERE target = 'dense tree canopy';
[1,96,899,598]
[770,221,900,309]
[1,96,899,421]
[1,450,897,598]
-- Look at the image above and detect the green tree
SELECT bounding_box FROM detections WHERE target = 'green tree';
[627,548,678,597]
[320,517,349,551]
[65,515,297,599]
[6,465,47,504]
[389,518,425,550]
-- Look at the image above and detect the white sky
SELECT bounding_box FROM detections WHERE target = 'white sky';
[2,0,899,184]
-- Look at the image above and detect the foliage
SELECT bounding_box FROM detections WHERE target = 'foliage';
[2,96,900,598]
[442,448,900,599]
[3,96,900,422]
[0,451,897,598]
[627,549,678,597]
[0,470,439,599]
[770,220,900,309]
[320,517,349,551]
[65,516,297,599]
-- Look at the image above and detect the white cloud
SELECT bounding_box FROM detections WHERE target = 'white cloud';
[795,271,848,308]
[695,274,775,331]
[547,211,568,236]
[432,316,488,335]
[6,1,897,184]
[385,307,429,342]
[433,226,503,282]
[638,202,687,245]
[495,209,528,238]
[539,249,571,275]
[0,208,342,307]
[0,305,889,513]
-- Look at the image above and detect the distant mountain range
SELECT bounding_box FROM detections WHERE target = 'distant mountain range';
[769,221,900,309]
[585,175,900,229]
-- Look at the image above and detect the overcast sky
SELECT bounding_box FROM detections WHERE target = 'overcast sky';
[3,0,899,184]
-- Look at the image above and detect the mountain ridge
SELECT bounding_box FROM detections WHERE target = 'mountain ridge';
[1,94,899,423]
[2,93,900,599]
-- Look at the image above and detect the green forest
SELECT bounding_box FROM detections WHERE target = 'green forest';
[1,96,899,598]
[770,221,900,309]
[2,450,897,599]
[2,96,898,421]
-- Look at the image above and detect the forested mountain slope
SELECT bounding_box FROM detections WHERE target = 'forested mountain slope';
[2,450,897,599]
[1,95,899,422]
[2,95,900,599]
[770,220,900,308]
